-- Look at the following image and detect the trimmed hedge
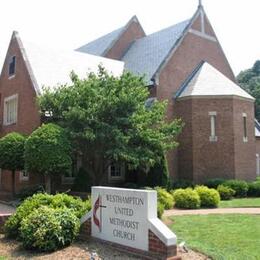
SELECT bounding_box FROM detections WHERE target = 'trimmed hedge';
[157,202,165,219]
[217,185,235,200]
[223,180,249,197]
[204,178,226,189]
[195,186,220,208]
[20,206,80,251]
[247,181,260,197]
[172,188,200,209]
[155,187,174,210]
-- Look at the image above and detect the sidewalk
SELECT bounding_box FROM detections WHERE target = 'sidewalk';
[164,207,260,217]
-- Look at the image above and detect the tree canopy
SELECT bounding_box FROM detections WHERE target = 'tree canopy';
[0,132,27,195]
[237,60,260,120]
[38,67,183,184]
[24,123,72,192]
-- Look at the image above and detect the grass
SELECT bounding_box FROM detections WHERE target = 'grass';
[170,214,260,260]
[219,198,260,208]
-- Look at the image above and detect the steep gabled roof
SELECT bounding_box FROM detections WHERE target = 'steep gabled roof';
[175,62,254,100]
[13,32,124,94]
[76,27,124,56]
[122,20,190,84]
[76,15,145,57]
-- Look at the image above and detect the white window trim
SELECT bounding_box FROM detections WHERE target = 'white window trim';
[108,163,125,182]
[8,56,16,79]
[3,94,18,126]
[19,170,29,182]
[209,111,217,142]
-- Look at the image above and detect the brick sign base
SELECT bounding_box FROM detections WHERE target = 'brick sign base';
[80,217,180,260]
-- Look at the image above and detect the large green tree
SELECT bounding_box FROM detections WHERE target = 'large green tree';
[38,67,183,185]
[237,60,260,120]
[0,132,26,196]
[24,123,72,193]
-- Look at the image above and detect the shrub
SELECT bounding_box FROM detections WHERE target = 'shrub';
[18,185,45,200]
[157,202,164,219]
[20,206,80,251]
[172,188,200,209]
[171,180,194,190]
[204,178,226,189]
[247,181,260,197]
[5,193,90,238]
[72,167,93,192]
[195,186,220,208]
[146,155,170,188]
[217,185,235,200]
[155,187,174,209]
[223,180,249,197]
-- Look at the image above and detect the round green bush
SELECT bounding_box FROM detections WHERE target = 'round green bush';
[223,180,249,197]
[157,202,164,219]
[5,193,90,238]
[217,185,235,200]
[20,206,80,251]
[172,188,200,209]
[155,187,174,209]
[247,181,260,197]
[195,186,220,208]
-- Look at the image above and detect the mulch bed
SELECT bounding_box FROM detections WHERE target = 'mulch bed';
[0,235,209,260]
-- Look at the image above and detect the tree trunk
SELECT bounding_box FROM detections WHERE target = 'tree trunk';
[11,170,16,197]
[45,174,51,193]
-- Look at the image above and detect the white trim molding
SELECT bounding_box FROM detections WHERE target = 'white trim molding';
[3,94,18,126]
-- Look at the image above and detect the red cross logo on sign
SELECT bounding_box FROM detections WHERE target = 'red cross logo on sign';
[93,195,107,233]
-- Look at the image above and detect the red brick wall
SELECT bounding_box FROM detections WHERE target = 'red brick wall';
[233,99,256,181]
[157,16,236,180]
[0,35,42,193]
[191,98,235,183]
[105,19,145,60]
[176,97,256,183]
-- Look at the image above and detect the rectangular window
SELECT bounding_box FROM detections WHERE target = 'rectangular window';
[243,113,248,142]
[209,111,217,142]
[20,170,29,181]
[108,163,125,182]
[4,94,18,125]
[62,155,82,184]
[8,56,16,77]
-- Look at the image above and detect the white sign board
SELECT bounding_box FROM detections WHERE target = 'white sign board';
[91,186,157,251]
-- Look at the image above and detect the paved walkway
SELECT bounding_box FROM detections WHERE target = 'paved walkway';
[0,203,15,215]
[164,207,260,217]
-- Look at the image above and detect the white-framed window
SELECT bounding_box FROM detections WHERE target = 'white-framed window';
[108,163,125,182]
[209,111,217,142]
[3,94,18,125]
[243,113,248,142]
[20,170,29,181]
[8,56,16,78]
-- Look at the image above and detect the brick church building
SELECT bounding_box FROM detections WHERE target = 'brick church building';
[0,3,259,196]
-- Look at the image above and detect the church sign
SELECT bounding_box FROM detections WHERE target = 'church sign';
[91,186,158,251]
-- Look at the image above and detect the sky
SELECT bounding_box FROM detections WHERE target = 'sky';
[0,0,259,75]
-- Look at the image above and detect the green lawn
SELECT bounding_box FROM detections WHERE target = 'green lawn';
[219,198,260,208]
[170,214,260,260]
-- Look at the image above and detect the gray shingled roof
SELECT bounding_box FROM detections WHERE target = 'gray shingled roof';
[76,26,124,56]
[175,62,254,100]
[122,20,190,84]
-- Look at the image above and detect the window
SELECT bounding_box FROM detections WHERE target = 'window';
[62,155,82,184]
[4,94,18,125]
[243,113,248,142]
[8,56,16,77]
[209,111,217,142]
[20,170,29,181]
[108,163,125,182]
